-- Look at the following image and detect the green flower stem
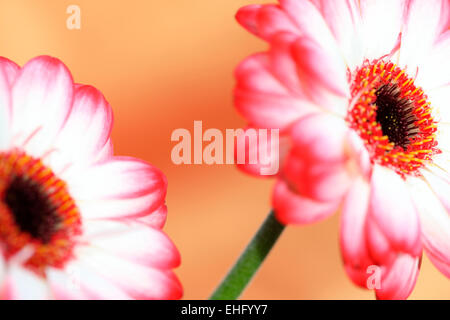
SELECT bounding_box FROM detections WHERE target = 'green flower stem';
[210,210,285,300]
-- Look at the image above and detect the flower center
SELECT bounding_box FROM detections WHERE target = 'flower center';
[0,150,81,275]
[347,58,440,176]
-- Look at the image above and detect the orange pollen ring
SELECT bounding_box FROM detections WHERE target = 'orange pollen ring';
[346,58,441,177]
[0,150,81,276]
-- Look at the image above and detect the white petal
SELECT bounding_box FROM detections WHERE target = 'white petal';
[96,138,113,161]
[74,247,182,299]
[82,219,180,269]
[408,176,450,277]
[310,0,364,69]
[45,267,89,300]
[5,265,51,300]
[280,0,343,59]
[399,0,448,73]
[359,0,406,60]
[433,152,450,173]
[46,265,129,300]
[428,86,450,131]
[136,204,167,229]
[68,157,167,220]
[426,249,450,278]
[10,56,74,159]
[49,84,113,175]
[367,166,421,257]
[419,32,450,90]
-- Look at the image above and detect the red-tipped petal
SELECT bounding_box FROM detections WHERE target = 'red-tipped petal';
[273,180,340,225]
[11,56,74,159]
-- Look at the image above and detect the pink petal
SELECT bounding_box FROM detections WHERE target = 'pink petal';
[339,171,422,299]
[235,127,285,177]
[235,5,262,36]
[234,31,348,129]
[283,154,352,202]
[375,254,420,300]
[365,216,397,266]
[343,266,370,289]
[291,35,349,102]
[273,180,340,225]
[284,114,352,202]
[10,56,74,159]
[273,3,350,113]
[236,1,364,69]
[290,113,349,163]
[235,53,290,97]
[347,130,372,180]
[367,166,422,258]
[266,32,348,116]
[234,50,317,129]
[235,4,299,40]
[50,84,113,174]
[279,0,342,55]
[69,157,167,220]
[340,177,373,287]
[0,57,20,86]
[0,58,18,150]
[269,33,307,96]
[83,220,180,269]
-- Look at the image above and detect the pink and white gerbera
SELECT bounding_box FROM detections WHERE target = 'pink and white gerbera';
[0,56,182,299]
[235,0,450,299]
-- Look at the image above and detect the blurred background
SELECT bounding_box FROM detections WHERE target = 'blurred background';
[0,0,448,299]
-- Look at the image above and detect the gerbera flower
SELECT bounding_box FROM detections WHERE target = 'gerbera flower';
[0,56,182,299]
[235,0,450,299]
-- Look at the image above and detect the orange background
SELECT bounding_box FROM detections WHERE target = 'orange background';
[0,0,448,299]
